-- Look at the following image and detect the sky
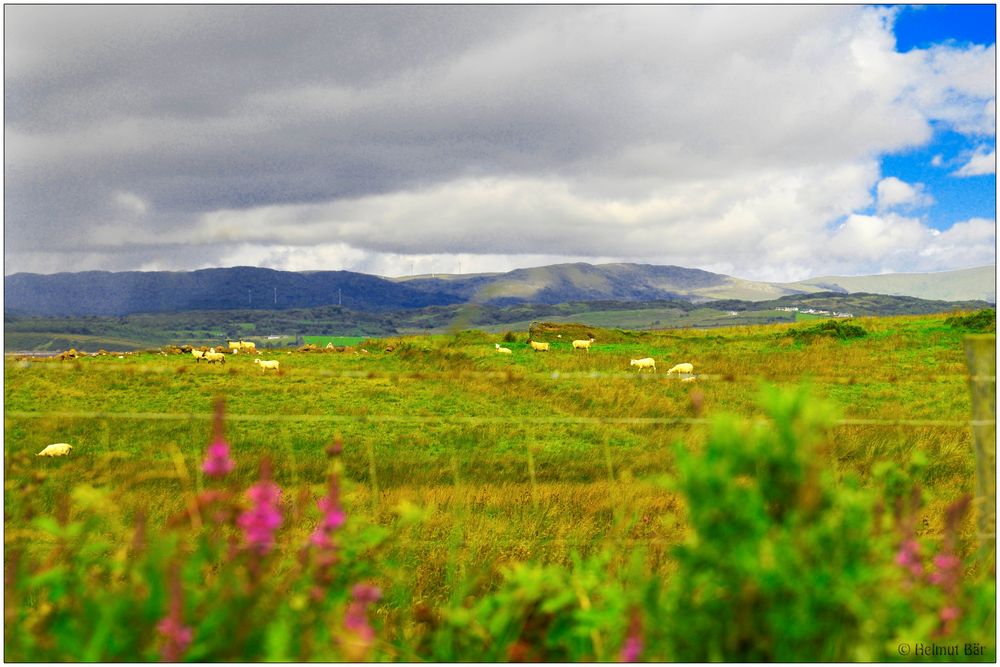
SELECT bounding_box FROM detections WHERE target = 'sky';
[4,4,996,281]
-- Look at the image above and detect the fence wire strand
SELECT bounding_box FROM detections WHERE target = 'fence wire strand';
[3,409,968,428]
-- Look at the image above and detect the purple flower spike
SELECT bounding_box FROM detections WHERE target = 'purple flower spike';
[238,479,283,555]
[620,609,643,662]
[203,439,235,477]
[345,584,382,639]
[620,635,642,663]
[310,478,347,552]
[202,399,234,478]
[940,606,961,622]
[351,583,382,605]
[158,562,193,662]
[341,583,381,660]
[930,553,962,589]
[895,538,922,577]
[157,616,194,662]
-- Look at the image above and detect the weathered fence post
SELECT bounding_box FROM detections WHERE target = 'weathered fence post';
[963,334,995,561]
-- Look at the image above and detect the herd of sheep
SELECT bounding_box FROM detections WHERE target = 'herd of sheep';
[29,337,696,379]
[523,337,695,379]
[29,335,696,459]
[182,336,696,378]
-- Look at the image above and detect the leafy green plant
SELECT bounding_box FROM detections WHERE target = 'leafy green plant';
[945,309,996,333]
[663,386,993,661]
[788,318,868,341]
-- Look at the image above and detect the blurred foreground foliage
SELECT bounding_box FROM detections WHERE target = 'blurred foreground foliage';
[4,387,994,661]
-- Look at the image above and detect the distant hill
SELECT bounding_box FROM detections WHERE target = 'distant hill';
[4,267,463,316]
[787,265,995,303]
[396,262,997,304]
[395,262,735,304]
[4,262,994,317]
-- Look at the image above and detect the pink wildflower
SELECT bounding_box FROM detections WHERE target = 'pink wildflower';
[157,561,193,662]
[342,583,382,659]
[238,459,283,555]
[895,538,922,577]
[940,606,961,622]
[309,485,347,549]
[620,608,643,662]
[345,583,381,638]
[310,485,347,549]
[929,553,961,588]
[157,616,193,662]
[239,482,282,554]
[202,398,234,478]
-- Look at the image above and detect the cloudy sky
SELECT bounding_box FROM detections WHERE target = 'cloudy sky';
[4,4,996,280]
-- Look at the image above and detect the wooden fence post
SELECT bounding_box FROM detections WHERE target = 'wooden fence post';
[963,334,995,560]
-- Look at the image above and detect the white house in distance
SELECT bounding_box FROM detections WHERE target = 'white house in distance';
[776,306,853,318]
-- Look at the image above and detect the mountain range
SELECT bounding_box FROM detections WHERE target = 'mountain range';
[4,263,994,317]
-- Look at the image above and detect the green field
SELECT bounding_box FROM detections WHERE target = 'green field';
[4,313,995,661]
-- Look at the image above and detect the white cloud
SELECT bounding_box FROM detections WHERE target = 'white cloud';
[918,217,996,269]
[112,190,149,216]
[953,147,996,176]
[827,213,927,261]
[876,177,934,210]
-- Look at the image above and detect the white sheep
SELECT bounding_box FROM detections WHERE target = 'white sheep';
[37,443,73,457]
[192,349,206,362]
[254,358,280,372]
[204,351,226,364]
[240,341,257,353]
[572,338,596,351]
[666,363,694,375]
[630,357,656,372]
[495,344,513,355]
[228,341,242,353]
[528,340,550,352]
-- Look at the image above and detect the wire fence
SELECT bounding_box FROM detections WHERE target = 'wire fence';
[3,409,972,428]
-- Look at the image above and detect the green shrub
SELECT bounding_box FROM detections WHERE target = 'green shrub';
[945,309,996,333]
[788,319,868,341]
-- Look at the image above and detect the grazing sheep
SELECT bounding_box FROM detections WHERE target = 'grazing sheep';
[528,340,550,352]
[192,349,207,362]
[37,443,73,457]
[204,351,226,364]
[495,344,513,355]
[254,358,280,372]
[239,340,257,353]
[667,363,694,375]
[630,357,656,372]
[228,341,242,353]
[572,338,596,351]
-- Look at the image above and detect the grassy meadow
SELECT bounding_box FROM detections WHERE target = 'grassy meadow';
[4,313,995,660]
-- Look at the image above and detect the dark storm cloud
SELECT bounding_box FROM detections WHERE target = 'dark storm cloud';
[4,5,994,278]
[5,6,545,230]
